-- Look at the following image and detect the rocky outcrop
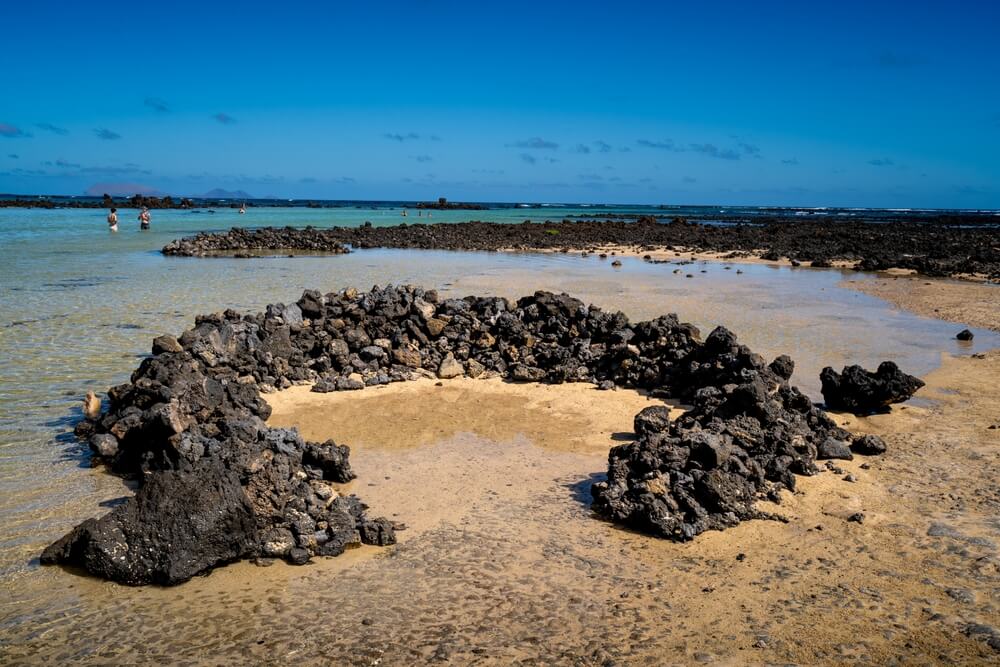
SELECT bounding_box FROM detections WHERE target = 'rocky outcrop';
[820,362,925,415]
[48,285,900,584]
[161,216,1000,279]
[590,326,862,540]
[42,458,258,585]
[162,227,351,257]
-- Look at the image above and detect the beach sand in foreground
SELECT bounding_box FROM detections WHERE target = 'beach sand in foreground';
[4,256,1000,665]
[4,349,998,664]
[260,355,1000,664]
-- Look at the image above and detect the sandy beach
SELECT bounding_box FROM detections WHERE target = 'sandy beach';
[5,345,997,664]
[2,232,999,664]
[263,352,1000,664]
[843,274,1000,333]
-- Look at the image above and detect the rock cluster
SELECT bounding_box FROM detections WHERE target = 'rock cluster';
[590,330,884,540]
[162,226,351,257]
[46,285,908,584]
[820,362,925,415]
[45,298,395,585]
[161,216,1000,279]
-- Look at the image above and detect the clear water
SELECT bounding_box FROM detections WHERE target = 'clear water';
[1,206,997,653]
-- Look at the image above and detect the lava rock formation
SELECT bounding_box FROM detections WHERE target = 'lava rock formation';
[46,285,909,584]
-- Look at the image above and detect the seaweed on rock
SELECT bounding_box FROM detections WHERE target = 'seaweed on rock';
[46,285,904,585]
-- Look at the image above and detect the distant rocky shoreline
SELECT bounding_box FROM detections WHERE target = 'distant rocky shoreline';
[44,285,921,585]
[162,217,1000,280]
[0,194,230,210]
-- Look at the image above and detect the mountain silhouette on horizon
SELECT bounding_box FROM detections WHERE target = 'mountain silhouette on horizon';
[201,188,253,199]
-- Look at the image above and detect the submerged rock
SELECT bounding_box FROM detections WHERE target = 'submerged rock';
[820,361,925,414]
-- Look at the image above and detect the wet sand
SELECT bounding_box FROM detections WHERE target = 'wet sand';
[259,355,1000,664]
[4,253,1000,664]
[3,349,998,664]
[843,273,1000,333]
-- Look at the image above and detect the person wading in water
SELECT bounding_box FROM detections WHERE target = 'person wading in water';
[107,207,118,232]
[138,206,151,230]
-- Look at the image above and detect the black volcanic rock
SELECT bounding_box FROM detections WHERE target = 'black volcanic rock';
[820,361,925,414]
[851,434,887,455]
[162,227,350,257]
[45,285,900,584]
[160,217,1000,280]
[41,457,257,586]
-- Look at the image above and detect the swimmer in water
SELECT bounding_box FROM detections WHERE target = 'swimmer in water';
[107,207,118,232]
[138,206,151,230]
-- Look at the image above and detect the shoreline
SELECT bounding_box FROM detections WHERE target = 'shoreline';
[841,273,1000,333]
[161,218,1000,280]
[8,277,1000,661]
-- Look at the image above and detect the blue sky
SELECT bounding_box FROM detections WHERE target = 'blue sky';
[1,0,998,207]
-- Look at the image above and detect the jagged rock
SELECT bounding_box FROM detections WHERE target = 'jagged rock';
[303,440,355,483]
[634,405,672,435]
[47,284,900,583]
[820,361,925,414]
[769,355,794,380]
[297,289,325,319]
[152,334,183,354]
[466,358,486,378]
[816,437,853,460]
[336,374,365,391]
[41,458,257,585]
[426,318,447,337]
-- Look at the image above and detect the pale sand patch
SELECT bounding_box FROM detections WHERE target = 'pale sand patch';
[842,273,1000,332]
[267,379,679,538]
[267,378,681,455]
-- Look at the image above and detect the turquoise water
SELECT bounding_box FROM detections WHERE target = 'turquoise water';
[1,206,998,650]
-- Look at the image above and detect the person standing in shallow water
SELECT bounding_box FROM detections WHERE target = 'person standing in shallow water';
[107,208,118,232]
[138,206,151,230]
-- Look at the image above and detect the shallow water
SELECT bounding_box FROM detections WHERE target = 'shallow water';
[1,207,999,663]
